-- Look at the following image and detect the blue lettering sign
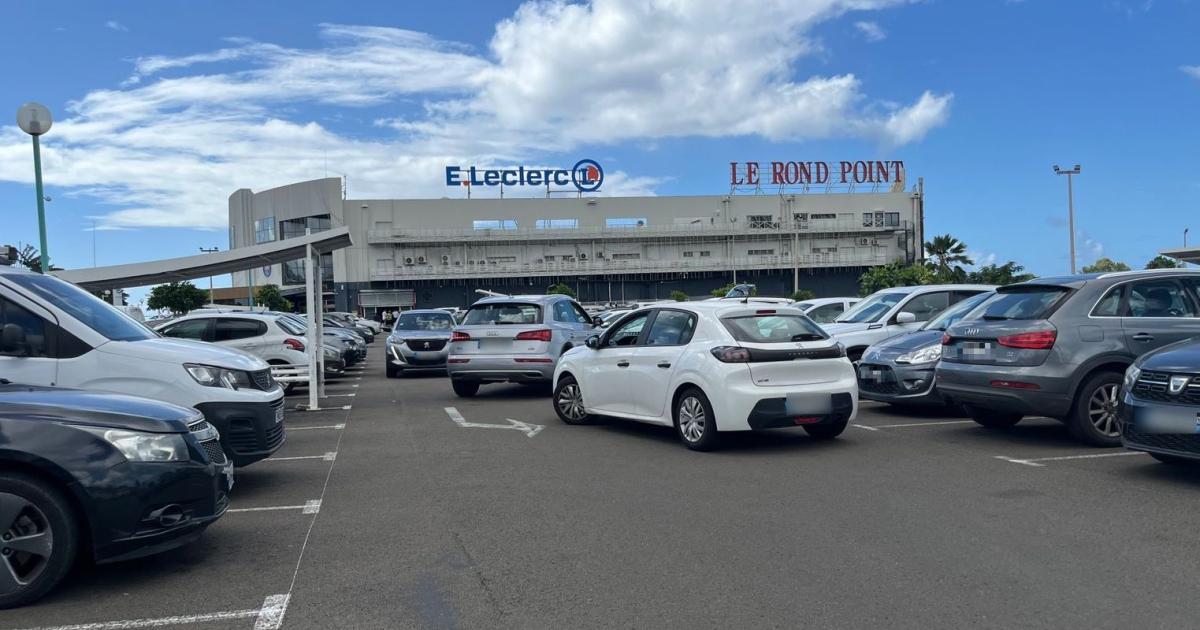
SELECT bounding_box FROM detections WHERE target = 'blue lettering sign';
[444,159,604,193]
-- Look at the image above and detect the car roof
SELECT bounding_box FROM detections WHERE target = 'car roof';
[624,300,807,318]
[398,308,456,315]
[173,312,279,321]
[472,294,574,305]
[798,296,859,305]
[1010,268,1200,289]
[868,283,995,295]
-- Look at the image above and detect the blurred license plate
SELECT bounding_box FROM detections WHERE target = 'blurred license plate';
[859,366,882,381]
[785,393,832,415]
[1133,405,1198,434]
[960,342,991,358]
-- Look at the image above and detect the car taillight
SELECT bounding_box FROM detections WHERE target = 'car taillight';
[515,329,552,342]
[997,330,1056,350]
[941,332,952,346]
[451,331,471,341]
[283,338,304,351]
[710,346,751,363]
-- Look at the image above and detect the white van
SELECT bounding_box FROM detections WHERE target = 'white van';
[0,265,285,467]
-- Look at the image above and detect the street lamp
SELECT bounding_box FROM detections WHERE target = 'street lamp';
[199,247,219,303]
[1185,228,1190,248]
[1053,164,1081,274]
[16,102,52,273]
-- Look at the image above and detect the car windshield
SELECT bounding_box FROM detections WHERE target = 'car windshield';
[463,303,542,325]
[979,286,1070,321]
[835,292,906,323]
[921,292,993,331]
[394,312,454,331]
[5,273,156,342]
[722,314,828,343]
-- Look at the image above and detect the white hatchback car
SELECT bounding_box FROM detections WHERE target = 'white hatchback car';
[552,302,858,450]
[156,312,309,367]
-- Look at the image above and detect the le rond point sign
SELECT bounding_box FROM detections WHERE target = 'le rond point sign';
[730,160,905,186]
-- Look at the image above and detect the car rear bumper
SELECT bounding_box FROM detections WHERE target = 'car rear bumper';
[1119,393,1200,460]
[711,369,858,432]
[447,354,556,382]
[747,392,856,430]
[935,362,1072,417]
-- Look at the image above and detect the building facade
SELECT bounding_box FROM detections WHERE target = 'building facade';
[228,177,924,312]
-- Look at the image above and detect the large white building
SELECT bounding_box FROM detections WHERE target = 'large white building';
[228,173,925,312]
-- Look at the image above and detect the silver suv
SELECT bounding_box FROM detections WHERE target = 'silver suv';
[937,269,1200,446]
[447,294,602,397]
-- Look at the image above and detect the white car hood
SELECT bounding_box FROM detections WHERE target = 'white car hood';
[821,322,875,336]
[97,337,269,371]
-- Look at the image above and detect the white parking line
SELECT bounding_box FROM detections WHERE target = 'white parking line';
[288,423,345,431]
[875,420,977,429]
[253,594,291,630]
[851,424,880,432]
[266,452,337,462]
[995,452,1146,467]
[16,609,263,630]
[227,502,315,514]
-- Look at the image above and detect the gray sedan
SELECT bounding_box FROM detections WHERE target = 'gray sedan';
[386,309,456,377]
[857,291,993,406]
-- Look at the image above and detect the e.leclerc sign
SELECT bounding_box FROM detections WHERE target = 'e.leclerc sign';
[730,160,905,186]
[446,159,603,193]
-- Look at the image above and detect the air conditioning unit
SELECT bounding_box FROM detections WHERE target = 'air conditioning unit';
[404,257,414,265]
[596,252,605,258]
[454,260,462,266]
[417,256,426,264]
[478,259,486,266]
[858,238,869,245]
[441,255,449,264]
[534,258,544,264]
[578,253,587,260]
[468,260,476,265]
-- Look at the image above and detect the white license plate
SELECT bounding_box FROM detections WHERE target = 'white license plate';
[961,342,992,358]
[859,367,882,381]
[785,393,833,415]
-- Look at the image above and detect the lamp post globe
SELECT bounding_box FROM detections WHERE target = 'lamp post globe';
[16,102,52,136]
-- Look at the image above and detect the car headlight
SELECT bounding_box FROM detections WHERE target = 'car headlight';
[388,337,405,346]
[1123,363,1141,391]
[79,427,188,462]
[185,364,253,390]
[895,344,942,365]
[323,347,340,359]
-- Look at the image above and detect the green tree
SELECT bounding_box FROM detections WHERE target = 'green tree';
[256,284,293,311]
[669,290,690,302]
[923,234,974,281]
[546,282,576,299]
[858,262,936,296]
[711,283,757,298]
[790,289,815,302]
[966,261,1036,285]
[1081,257,1131,273]
[15,244,61,273]
[1145,255,1183,270]
[147,281,208,315]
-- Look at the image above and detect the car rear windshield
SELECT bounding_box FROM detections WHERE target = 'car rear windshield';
[978,286,1070,321]
[921,292,993,331]
[5,273,156,342]
[463,303,542,325]
[276,317,306,336]
[722,314,828,343]
[395,312,454,331]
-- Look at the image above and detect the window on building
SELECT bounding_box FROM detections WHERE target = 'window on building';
[606,218,647,228]
[683,251,695,258]
[535,219,578,229]
[279,214,331,241]
[699,251,712,257]
[747,249,775,256]
[810,213,836,220]
[254,217,275,244]
[611,252,641,260]
[885,212,900,227]
[862,213,873,227]
[793,213,809,229]
[283,252,333,291]
[473,220,518,230]
[746,214,778,229]
[486,256,517,264]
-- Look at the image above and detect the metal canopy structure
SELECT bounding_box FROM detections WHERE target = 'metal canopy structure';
[53,226,352,291]
[1160,247,1200,265]
[53,226,352,411]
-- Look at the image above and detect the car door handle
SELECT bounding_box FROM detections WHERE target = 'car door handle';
[656,362,671,368]
[616,360,630,368]
[1132,333,1155,342]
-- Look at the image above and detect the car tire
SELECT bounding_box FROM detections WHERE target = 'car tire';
[1067,371,1123,447]
[0,474,78,609]
[967,406,1023,428]
[553,376,592,425]
[803,418,849,440]
[452,380,480,398]
[674,388,719,451]
[1149,452,1196,467]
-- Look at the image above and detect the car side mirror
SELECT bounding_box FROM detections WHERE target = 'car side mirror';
[585,335,601,349]
[896,311,917,324]
[592,316,605,327]
[0,323,25,354]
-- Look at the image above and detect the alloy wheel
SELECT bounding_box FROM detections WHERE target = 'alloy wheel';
[557,383,587,421]
[679,396,706,443]
[0,492,53,596]
[1088,383,1121,437]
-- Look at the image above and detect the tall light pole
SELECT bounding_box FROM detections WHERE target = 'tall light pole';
[1185,228,1190,248]
[16,103,53,273]
[1053,164,1081,273]
[199,246,219,303]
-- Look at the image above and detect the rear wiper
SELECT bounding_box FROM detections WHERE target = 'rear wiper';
[493,321,518,325]
[791,334,824,341]
[981,315,1011,321]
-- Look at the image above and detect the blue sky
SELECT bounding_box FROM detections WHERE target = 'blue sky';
[1,0,1197,306]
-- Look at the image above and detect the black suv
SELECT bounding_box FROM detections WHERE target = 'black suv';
[0,383,230,607]
[938,269,1200,446]
[1119,338,1200,465]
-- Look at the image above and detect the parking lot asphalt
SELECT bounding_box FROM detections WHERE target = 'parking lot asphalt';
[5,351,1200,630]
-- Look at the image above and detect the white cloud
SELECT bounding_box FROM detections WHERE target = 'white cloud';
[1182,65,1200,80]
[105,20,128,32]
[0,1,950,230]
[854,21,886,42]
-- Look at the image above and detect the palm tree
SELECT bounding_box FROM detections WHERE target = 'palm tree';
[923,234,974,281]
